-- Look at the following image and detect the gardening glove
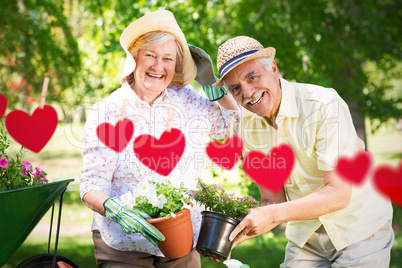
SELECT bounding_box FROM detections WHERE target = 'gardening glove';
[103,197,165,247]
[189,44,227,101]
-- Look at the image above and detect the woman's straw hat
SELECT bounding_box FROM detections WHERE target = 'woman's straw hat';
[213,36,275,87]
[120,9,196,85]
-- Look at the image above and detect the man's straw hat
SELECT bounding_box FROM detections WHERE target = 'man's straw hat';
[213,36,275,87]
[120,9,196,85]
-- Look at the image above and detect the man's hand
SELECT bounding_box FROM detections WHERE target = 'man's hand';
[103,197,165,247]
[229,206,279,248]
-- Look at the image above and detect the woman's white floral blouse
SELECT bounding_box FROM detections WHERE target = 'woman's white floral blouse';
[80,82,240,256]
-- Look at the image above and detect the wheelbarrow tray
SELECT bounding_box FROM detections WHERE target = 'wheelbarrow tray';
[0,179,74,266]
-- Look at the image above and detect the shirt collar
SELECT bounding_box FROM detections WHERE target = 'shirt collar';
[122,82,184,105]
[277,78,299,119]
[121,82,139,102]
[159,83,185,104]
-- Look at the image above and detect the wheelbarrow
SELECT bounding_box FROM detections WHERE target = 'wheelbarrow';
[0,179,79,267]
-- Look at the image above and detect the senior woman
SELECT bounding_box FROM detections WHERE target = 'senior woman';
[80,9,239,268]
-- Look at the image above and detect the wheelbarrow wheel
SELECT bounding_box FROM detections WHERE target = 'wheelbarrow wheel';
[16,253,79,268]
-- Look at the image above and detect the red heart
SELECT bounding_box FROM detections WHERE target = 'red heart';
[335,151,373,185]
[5,105,58,153]
[0,94,6,119]
[243,144,295,192]
[96,119,134,152]
[133,128,185,176]
[206,135,243,170]
[373,161,402,206]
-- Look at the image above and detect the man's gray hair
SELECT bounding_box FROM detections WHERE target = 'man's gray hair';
[256,57,274,71]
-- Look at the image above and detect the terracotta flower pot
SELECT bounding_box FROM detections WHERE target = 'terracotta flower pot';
[146,206,193,259]
[196,211,240,260]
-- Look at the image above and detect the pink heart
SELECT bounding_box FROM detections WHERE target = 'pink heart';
[5,105,58,153]
[133,128,185,176]
[206,135,243,170]
[243,144,295,192]
[335,151,373,185]
[96,119,134,152]
[0,94,6,119]
[373,161,402,206]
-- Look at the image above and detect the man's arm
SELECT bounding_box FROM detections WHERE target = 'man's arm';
[258,185,287,206]
[216,93,239,110]
[275,170,351,222]
[230,170,352,247]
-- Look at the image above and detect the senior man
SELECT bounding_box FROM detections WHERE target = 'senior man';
[213,36,394,267]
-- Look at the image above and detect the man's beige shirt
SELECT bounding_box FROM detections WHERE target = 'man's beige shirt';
[240,78,393,251]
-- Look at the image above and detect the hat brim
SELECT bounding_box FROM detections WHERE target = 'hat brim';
[212,47,275,87]
[120,10,196,85]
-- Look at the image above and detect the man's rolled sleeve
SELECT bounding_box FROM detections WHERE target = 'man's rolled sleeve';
[315,97,364,171]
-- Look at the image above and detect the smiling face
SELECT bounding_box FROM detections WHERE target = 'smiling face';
[132,39,177,105]
[223,59,282,120]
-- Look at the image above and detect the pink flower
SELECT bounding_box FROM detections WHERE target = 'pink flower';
[0,157,9,168]
[33,167,47,182]
[213,184,225,191]
[21,161,32,176]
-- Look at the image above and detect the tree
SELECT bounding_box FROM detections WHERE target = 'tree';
[223,0,401,140]
[0,0,81,111]
[3,0,400,132]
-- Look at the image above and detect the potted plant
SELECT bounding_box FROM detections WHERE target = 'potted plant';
[189,179,260,260]
[0,119,48,191]
[119,180,193,259]
[0,118,75,266]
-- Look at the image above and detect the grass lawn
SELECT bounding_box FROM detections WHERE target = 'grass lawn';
[5,217,402,268]
[4,235,96,268]
[3,121,402,267]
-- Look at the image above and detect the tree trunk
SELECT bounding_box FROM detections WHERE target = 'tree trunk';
[348,101,367,148]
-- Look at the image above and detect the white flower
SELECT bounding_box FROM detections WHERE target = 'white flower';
[136,181,157,199]
[150,193,168,209]
[120,191,136,209]
[223,259,244,268]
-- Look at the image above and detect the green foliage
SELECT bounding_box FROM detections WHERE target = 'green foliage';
[0,119,48,191]
[73,0,400,129]
[0,0,81,110]
[1,0,400,127]
[189,179,260,219]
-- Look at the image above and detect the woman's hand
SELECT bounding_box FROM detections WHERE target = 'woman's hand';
[103,197,165,247]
